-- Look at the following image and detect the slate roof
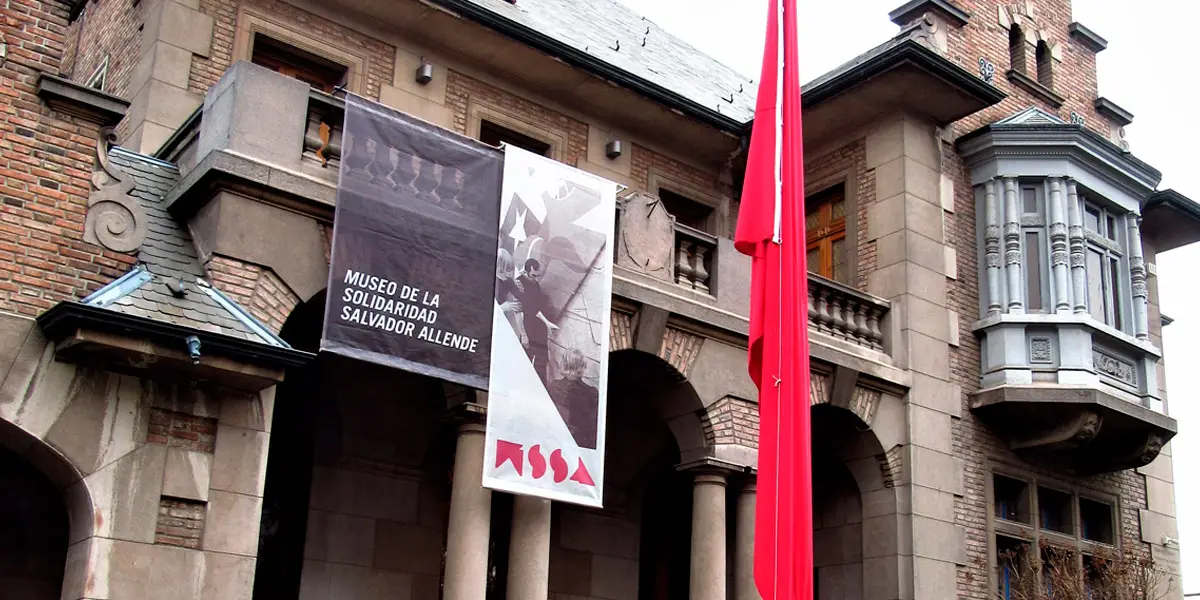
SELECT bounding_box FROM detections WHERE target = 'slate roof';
[457,0,757,122]
[82,148,289,347]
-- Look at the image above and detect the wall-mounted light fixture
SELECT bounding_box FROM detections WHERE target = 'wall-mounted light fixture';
[415,58,434,85]
[605,139,622,159]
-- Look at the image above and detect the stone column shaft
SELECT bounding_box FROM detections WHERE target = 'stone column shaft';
[507,495,552,600]
[444,423,492,600]
[691,471,728,600]
[1067,181,1088,314]
[984,179,1003,314]
[1002,177,1024,313]
[735,479,761,600]
[1048,177,1072,313]
[1128,216,1150,340]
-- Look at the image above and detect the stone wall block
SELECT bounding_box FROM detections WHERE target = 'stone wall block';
[209,423,269,497]
[141,0,214,58]
[203,490,263,556]
[85,442,167,543]
[162,447,213,502]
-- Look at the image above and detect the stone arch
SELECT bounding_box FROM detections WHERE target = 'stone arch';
[608,348,708,456]
[0,417,95,600]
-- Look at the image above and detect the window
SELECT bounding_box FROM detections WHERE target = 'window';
[478,120,552,157]
[658,188,714,233]
[989,472,1118,600]
[1038,486,1073,535]
[1036,40,1054,88]
[251,35,348,93]
[1020,184,1047,312]
[994,474,1031,524]
[1081,199,1126,330]
[1080,498,1114,545]
[805,184,848,283]
[1009,25,1027,74]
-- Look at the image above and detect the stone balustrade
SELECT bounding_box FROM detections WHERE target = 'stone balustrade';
[302,90,344,172]
[807,274,889,352]
[674,223,716,294]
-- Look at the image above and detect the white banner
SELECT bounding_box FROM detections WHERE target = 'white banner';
[482,146,616,507]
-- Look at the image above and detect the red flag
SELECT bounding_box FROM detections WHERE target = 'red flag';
[734,1,813,600]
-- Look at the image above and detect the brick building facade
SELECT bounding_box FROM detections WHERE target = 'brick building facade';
[0,0,1196,599]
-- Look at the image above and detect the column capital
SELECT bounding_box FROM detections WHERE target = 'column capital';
[677,457,744,482]
[443,401,487,431]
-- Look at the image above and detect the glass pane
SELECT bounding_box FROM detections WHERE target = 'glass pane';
[831,198,846,220]
[832,238,847,283]
[1085,205,1101,233]
[1038,486,1074,535]
[1087,249,1105,323]
[806,207,821,234]
[1025,232,1042,311]
[807,247,820,274]
[1106,214,1119,241]
[1022,187,1038,214]
[1109,257,1123,330]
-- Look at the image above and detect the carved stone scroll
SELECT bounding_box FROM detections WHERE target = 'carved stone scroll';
[84,127,147,254]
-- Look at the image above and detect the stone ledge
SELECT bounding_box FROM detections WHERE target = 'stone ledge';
[163,148,337,222]
[1005,69,1065,108]
[1094,97,1134,127]
[971,384,1176,473]
[888,0,969,27]
[1068,22,1108,53]
[37,74,130,127]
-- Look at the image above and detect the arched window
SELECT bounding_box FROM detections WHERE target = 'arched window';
[1009,25,1027,74]
[1036,40,1054,88]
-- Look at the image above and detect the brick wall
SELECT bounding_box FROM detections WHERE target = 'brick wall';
[192,0,395,100]
[155,497,207,549]
[1,0,138,316]
[206,254,300,333]
[65,0,141,98]
[147,407,218,453]
[928,0,1116,138]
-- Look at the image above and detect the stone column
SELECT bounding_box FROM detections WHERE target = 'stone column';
[983,178,1003,314]
[444,421,492,600]
[1048,177,1071,313]
[735,477,761,600]
[690,467,729,600]
[1067,180,1088,314]
[1128,216,1150,340]
[1002,177,1024,313]
[507,495,552,600]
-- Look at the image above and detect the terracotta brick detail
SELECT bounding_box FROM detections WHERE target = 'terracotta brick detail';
[877,445,903,489]
[702,395,758,448]
[155,497,207,549]
[658,327,704,377]
[610,310,633,352]
[206,255,301,333]
[148,408,218,453]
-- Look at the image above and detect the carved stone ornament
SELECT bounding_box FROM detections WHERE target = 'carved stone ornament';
[1029,337,1053,364]
[84,127,146,254]
[1093,349,1136,386]
[616,193,675,282]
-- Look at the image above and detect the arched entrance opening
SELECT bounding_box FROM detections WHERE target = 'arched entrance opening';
[254,290,456,600]
[810,403,888,600]
[546,349,707,600]
[0,444,69,599]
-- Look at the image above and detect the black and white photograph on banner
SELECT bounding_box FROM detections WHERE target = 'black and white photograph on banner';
[321,94,503,390]
[484,145,617,508]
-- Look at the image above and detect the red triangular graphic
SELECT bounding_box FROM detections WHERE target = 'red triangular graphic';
[569,457,595,486]
[496,440,523,476]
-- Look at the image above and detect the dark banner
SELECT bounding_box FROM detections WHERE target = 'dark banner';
[321,94,502,389]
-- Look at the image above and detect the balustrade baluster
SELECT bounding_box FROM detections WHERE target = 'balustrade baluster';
[692,245,710,293]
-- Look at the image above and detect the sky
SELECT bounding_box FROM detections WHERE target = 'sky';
[612,0,1200,591]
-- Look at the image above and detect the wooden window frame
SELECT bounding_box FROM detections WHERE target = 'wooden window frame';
[250,34,349,93]
[805,184,847,283]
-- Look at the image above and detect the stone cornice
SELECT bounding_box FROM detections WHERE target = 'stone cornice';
[1068,22,1109,53]
[36,74,129,127]
[888,0,970,27]
[1094,97,1134,126]
[956,123,1163,200]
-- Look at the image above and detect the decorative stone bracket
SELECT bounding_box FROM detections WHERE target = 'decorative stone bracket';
[85,128,148,254]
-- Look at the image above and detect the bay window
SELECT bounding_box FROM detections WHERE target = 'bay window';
[1082,200,1126,330]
